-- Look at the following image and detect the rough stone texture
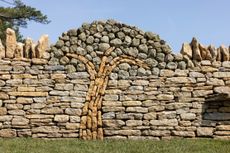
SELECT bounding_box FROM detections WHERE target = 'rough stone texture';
[0,39,5,59]
[0,20,229,140]
[6,28,17,58]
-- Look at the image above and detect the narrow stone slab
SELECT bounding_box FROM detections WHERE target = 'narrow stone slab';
[8,92,48,97]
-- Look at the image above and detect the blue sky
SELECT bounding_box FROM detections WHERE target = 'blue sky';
[1,0,230,52]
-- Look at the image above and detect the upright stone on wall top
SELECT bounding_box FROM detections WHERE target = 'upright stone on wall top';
[36,35,49,58]
[0,39,5,59]
[15,42,24,58]
[6,28,17,58]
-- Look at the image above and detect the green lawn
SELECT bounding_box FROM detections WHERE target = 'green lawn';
[0,138,229,153]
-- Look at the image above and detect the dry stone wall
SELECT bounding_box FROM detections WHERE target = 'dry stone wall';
[0,20,230,140]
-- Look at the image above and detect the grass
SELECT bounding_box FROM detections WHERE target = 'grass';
[0,138,229,153]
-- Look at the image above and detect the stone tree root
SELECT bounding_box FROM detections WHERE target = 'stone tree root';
[67,47,149,140]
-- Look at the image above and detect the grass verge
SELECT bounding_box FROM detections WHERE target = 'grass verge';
[0,138,229,153]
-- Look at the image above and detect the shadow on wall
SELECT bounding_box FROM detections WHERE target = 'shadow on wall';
[201,94,230,138]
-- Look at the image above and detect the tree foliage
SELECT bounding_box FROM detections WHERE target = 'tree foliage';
[0,0,50,42]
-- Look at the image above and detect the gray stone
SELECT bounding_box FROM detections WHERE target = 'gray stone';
[86,36,94,44]
[102,112,115,119]
[178,61,187,70]
[137,67,146,76]
[145,32,157,40]
[78,32,86,41]
[55,40,64,48]
[127,48,139,57]
[101,36,109,43]
[76,47,87,55]
[189,72,205,78]
[166,62,177,70]
[197,127,214,137]
[118,70,129,79]
[99,43,110,51]
[132,38,140,47]
[65,108,81,115]
[138,53,148,59]
[66,65,76,73]
[104,94,119,101]
[124,36,132,45]
[138,44,148,53]
[145,58,158,67]
[103,120,125,127]
[110,38,122,47]
[119,63,131,70]
[156,53,165,62]
[150,119,178,126]
[180,113,196,120]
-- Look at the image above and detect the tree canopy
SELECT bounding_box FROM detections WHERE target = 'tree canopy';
[0,0,50,42]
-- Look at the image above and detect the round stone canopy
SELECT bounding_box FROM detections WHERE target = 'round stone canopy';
[49,19,183,74]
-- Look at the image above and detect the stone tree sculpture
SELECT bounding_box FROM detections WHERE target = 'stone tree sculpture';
[51,20,172,140]
[66,47,149,140]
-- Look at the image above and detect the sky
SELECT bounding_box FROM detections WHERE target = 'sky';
[1,0,230,52]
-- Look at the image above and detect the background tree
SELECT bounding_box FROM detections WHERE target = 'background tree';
[0,0,50,42]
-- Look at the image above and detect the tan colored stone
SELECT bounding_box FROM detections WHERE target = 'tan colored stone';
[51,74,66,80]
[208,45,217,61]
[180,113,196,120]
[160,69,174,77]
[24,38,33,58]
[193,90,213,97]
[0,116,13,121]
[199,44,212,60]
[0,129,16,138]
[220,45,229,61]
[32,58,48,65]
[9,92,48,97]
[36,34,49,58]
[0,39,5,59]
[180,43,193,58]
[25,114,53,119]
[31,43,37,58]
[150,119,178,126]
[16,97,33,104]
[6,28,16,58]
[157,94,174,101]
[207,78,225,86]
[41,107,63,114]
[66,123,80,130]
[149,130,171,137]
[190,37,202,61]
[126,120,142,126]
[0,92,9,100]
[0,107,7,115]
[123,101,142,106]
[215,131,230,136]
[103,120,125,127]
[144,112,157,120]
[54,115,69,122]
[216,47,222,61]
[214,86,230,95]
[167,77,194,84]
[32,126,59,133]
[18,87,35,92]
[172,131,195,137]
[216,125,230,131]
[12,117,29,126]
[14,42,24,58]
[213,72,230,78]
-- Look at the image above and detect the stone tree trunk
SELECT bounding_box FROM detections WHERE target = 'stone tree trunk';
[67,47,149,140]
